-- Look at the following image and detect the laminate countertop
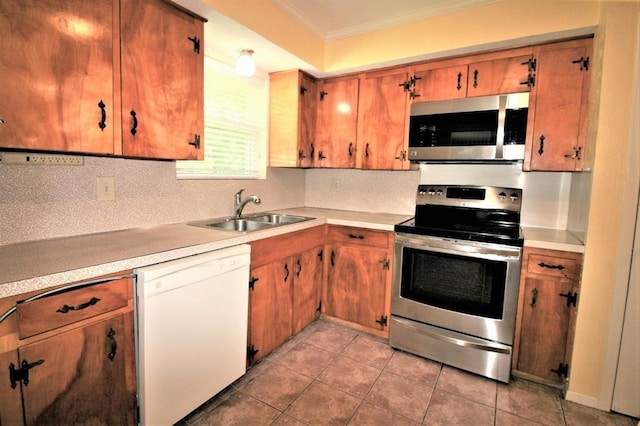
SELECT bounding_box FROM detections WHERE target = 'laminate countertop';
[0,208,411,298]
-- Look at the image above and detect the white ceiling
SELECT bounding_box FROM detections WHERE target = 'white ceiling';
[270,0,499,41]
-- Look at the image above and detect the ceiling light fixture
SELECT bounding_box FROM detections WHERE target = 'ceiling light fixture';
[235,49,256,77]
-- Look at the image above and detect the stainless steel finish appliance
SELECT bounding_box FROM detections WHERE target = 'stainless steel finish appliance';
[390,185,523,383]
[408,93,529,162]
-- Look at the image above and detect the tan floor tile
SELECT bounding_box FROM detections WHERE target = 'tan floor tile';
[383,350,442,386]
[195,391,280,425]
[240,363,313,411]
[495,409,545,425]
[342,335,395,369]
[562,400,638,426]
[424,389,495,425]
[497,378,564,425]
[303,324,358,353]
[348,402,420,425]
[275,342,336,378]
[365,371,433,423]
[318,355,382,398]
[435,365,497,407]
[285,381,361,425]
[272,414,309,425]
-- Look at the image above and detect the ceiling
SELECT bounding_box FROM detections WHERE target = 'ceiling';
[173,0,500,77]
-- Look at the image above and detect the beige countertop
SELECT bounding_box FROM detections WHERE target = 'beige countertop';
[521,226,585,253]
[0,208,411,298]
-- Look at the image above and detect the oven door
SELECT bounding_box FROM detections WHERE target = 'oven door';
[392,232,522,345]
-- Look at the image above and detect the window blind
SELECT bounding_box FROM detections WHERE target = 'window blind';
[176,56,267,179]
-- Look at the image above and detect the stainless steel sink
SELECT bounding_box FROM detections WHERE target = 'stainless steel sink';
[189,213,314,232]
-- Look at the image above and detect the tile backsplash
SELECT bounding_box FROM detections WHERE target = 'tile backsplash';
[1,157,572,245]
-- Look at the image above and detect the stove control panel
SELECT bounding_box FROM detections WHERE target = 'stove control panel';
[416,185,522,212]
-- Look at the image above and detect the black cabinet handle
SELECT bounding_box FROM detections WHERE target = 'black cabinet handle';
[365,143,370,157]
[348,142,353,157]
[538,262,565,270]
[107,328,117,361]
[284,263,290,282]
[130,110,138,136]
[330,251,335,267]
[57,297,101,314]
[473,69,479,88]
[456,72,462,91]
[537,135,545,155]
[348,233,365,240]
[296,259,302,277]
[310,143,315,160]
[98,100,106,130]
[530,288,538,308]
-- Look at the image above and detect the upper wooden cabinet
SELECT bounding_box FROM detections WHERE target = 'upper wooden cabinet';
[525,38,593,171]
[357,68,411,170]
[315,76,359,168]
[0,0,116,155]
[412,65,468,102]
[269,70,317,167]
[0,0,204,160]
[467,54,533,97]
[120,0,204,160]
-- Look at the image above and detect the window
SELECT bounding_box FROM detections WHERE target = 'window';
[176,56,268,179]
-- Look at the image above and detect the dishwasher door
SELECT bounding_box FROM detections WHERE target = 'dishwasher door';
[135,244,251,426]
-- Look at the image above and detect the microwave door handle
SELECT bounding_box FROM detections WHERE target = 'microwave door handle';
[495,95,507,159]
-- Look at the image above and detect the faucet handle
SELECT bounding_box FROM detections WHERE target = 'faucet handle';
[235,189,245,203]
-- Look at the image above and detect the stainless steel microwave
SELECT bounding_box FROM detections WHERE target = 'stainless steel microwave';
[408,93,529,162]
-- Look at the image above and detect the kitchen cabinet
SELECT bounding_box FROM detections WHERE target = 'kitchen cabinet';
[0,273,136,425]
[324,226,393,336]
[466,54,533,97]
[315,76,359,168]
[0,0,204,160]
[248,227,324,363]
[524,38,593,171]
[513,247,583,384]
[358,68,411,170]
[0,0,116,155]
[411,64,468,102]
[120,0,204,160]
[269,70,318,167]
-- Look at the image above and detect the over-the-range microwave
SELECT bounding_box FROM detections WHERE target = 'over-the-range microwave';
[408,92,529,162]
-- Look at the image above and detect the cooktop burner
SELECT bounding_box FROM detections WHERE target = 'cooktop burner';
[396,185,524,247]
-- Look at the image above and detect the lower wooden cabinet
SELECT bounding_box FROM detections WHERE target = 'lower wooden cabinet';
[513,247,583,384]
[0,273,136,425]
[248,227,324,364]
[324,226,393,335]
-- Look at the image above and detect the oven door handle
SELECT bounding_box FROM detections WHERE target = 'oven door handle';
[393,316,511,354]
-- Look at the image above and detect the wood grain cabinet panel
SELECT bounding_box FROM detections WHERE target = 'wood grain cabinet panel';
[467,55,533,97]
[121,0,204,160]
[315,77,359,168]
[513,247,583,385]
[412,65,468,102]
[0,0,116,154]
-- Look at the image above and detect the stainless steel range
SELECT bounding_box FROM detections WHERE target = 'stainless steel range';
[389,185,523,383]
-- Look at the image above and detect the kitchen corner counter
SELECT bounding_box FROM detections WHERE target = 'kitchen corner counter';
[521,226,585,253]
[0,208,410,298]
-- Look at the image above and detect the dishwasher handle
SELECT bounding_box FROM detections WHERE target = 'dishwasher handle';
[0,273,135,325]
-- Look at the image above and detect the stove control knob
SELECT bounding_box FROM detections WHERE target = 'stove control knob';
[509,193,519,201]
[498,192,507,200]
[436,189,443,196]
[419,190,426,196]
[427,189,436,196]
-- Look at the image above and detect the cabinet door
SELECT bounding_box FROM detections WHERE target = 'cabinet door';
[299,74,318,168]
[467,55,532,97]
[526,40,592,171]
[121,0,204,160]
[412,65,467,102]
[325,245,388,329]
[0,350,23,425]
[0,0,115,154]
[358,70,410,170]
[315,78,359,168]
[517,277,575,383]
[19,313,136,425]
[249,262,293,363]
[292,247,324,335]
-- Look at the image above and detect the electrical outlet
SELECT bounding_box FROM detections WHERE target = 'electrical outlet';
[0,152,84,165]
[97,177,115,201]
[332,180,340,191]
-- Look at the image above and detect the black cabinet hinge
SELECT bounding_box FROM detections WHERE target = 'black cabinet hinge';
[300,86,307,96]
[249,276,259,291]
[559,291,578,307]
[187,36,200,54]
[316,300,322,312]
[375,315,388,327]
[379,258,390,270]
[551,362,569,379]
[317,249,323,261]
[247,345,259,363]
[572,56,590,71]
[319,90,328,101]
[398,80,411,92]
[9,359,45,389]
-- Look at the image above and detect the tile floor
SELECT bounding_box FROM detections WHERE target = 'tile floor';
[180,318,638,426]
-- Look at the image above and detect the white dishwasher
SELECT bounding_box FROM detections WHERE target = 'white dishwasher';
[135,244,251,425]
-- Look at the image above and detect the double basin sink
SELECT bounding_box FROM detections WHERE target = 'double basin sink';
[190,213,314,232]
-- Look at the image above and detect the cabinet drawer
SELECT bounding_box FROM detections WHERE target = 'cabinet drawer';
[526,253,581,281]
[326,226,390,249]
[16,278,130,339]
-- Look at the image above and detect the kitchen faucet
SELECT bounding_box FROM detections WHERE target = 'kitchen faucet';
[234,189,261,218]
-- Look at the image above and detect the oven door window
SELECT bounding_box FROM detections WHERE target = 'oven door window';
[401,247,507,319]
